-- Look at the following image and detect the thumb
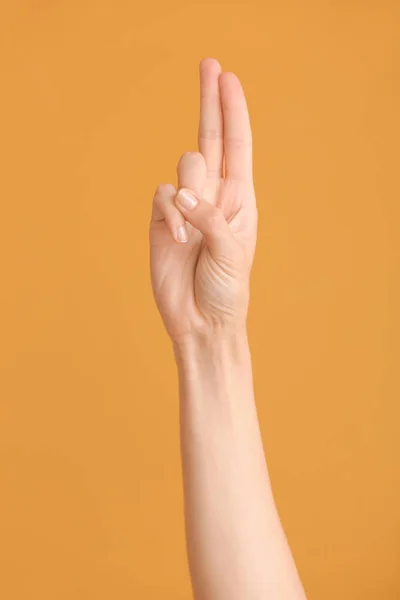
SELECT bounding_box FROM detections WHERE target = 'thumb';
[175,187,237,260]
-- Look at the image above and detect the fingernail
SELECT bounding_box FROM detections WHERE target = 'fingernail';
[176,189,198,210]
[176,224,188,243]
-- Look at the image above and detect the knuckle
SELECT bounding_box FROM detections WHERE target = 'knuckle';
[178,151,203,166]
[225,136,252,150]
[155,183,174,197]
[199,128,223,141]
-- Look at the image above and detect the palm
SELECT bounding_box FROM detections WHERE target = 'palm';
[150,59,257,342]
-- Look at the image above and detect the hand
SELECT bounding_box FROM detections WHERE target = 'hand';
[149,58,258,344]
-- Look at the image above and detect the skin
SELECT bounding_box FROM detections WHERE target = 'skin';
[149,58,307,600]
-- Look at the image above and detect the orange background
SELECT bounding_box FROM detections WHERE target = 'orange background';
[0,1,399,599]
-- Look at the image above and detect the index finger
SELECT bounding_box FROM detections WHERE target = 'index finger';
[198,58,224,179]
[219,71,253,182]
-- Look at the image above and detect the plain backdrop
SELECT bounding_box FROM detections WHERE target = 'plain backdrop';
[0,1,399,599]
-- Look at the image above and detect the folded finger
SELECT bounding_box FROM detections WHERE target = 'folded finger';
[152,183,188,243]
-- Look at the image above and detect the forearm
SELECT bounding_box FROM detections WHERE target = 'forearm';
[173,328,306,600]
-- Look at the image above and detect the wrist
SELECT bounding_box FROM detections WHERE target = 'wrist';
[172,325,250,376]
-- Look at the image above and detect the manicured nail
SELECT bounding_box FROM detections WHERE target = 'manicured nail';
[176,189,198,210]
[176,224,188,243]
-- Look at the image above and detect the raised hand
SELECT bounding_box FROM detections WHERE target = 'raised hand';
[149,58,258,344]
[149,59,307,600]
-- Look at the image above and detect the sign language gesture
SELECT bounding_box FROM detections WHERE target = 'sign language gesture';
[149,59,307,600]
[150,58,258,344]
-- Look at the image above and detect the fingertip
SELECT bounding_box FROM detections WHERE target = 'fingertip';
[200,57,222,75]
[176,224,188,243]
[175,188,199,211]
